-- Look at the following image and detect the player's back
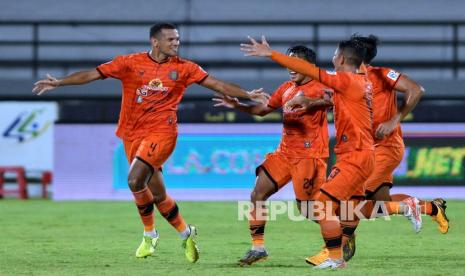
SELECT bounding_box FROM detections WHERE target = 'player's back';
[268,80,329,159]
[319,70,374,154]
[97,52,208,141]
[366,66,404,148]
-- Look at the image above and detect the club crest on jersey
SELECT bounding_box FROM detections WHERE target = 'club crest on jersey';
[169,70,178,81]
[387,70,400,81]
[136,78,169,103]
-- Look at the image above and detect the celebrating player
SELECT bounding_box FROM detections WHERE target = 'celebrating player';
[33,22,269,262]
[241,36,378,269]
[351,35,448,234]
[214,45,331,266]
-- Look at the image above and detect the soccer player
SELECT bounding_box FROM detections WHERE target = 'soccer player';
[302,35,449,267]
[32,22,269,262]
[240,36,376,269]
[241,36,422,269]
[213,45,331,266]
[351,35,449,234]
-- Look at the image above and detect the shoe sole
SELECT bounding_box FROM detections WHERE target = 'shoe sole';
[305,258,319,266]
[238,256,267,266]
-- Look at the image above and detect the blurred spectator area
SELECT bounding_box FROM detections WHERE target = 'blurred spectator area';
[1,0,464,123]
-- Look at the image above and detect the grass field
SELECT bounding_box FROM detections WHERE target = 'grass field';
[1,200,464,275]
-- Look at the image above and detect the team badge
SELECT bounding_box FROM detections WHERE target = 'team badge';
[387,70,400,81]
[304,141,311,148]
[169,70,178,81]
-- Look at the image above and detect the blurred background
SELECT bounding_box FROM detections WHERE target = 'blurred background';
[1,0,464,200]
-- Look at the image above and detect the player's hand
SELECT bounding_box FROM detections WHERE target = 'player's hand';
[32,74,60,95]
[248,88,270,105]
[212,95,239,109]
[375,116,400,139]
[284,92,309,112]
[240,35,273,57]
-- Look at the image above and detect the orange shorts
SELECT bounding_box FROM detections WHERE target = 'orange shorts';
[123,133,177,170]
[321,149,375,201]
[258,152,327,201]
[364,145,404,194]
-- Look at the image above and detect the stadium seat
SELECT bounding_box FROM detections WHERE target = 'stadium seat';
[0,166,28,199]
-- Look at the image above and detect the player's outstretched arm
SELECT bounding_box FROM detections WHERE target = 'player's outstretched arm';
[32,69,102,95]
[212,91,274,116]
[240,35,320,81]
[284,90,333,114]
[199,75,270,105]
[375,74,424,139]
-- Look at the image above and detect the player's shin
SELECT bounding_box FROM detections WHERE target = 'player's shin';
[132,186,155,233]
[156,195,189,238]
[249,201,267,251]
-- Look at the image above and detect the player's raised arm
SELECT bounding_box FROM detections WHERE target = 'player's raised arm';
[32,69,102,95]
[285,89,333,114]
[199,75,270,105]
[240,35,321,81]
[212,90,274,117]
[375,74,425,139]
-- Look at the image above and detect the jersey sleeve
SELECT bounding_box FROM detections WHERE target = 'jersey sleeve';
[96,55,128,80]
[268,82,291,109]
[380,67,401,91]
[185,61,209,86]
[318,70,352,94]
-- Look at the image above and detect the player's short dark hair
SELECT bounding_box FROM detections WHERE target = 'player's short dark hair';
[337,39,367,67]
[286,45,317,64]
[150,22,177,38]
[350,34,379,64]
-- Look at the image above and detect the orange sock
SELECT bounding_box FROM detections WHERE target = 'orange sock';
[320,219,342,259]
[420,200,433,215]
[156,195,187,232]
[249,202,266,248]
[316,193,342,260]
[385,201,406,215]
[132,187,154,232]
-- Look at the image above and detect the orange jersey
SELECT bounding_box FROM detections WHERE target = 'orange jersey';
[271,51,374,154]
[318,70,374,154]
[97,52,208,141]
[268,80,329,159]
[367,66,404,148]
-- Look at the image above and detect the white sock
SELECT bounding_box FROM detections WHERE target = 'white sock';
[144,230,158,238]
[180,226,191,240]
[252,245,265,252]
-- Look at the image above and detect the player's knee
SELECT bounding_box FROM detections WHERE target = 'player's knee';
[371,186,391,201]
[250,189,267,202]
[127,175,145,192]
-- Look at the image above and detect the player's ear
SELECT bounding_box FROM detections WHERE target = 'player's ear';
[150,36,158,48]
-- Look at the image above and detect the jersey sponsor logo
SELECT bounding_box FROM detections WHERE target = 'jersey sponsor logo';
[326,70,337,75]
[387,70,400,81]
[136,78,169,103]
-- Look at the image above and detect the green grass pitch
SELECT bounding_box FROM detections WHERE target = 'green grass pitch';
[1,200,464,275]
